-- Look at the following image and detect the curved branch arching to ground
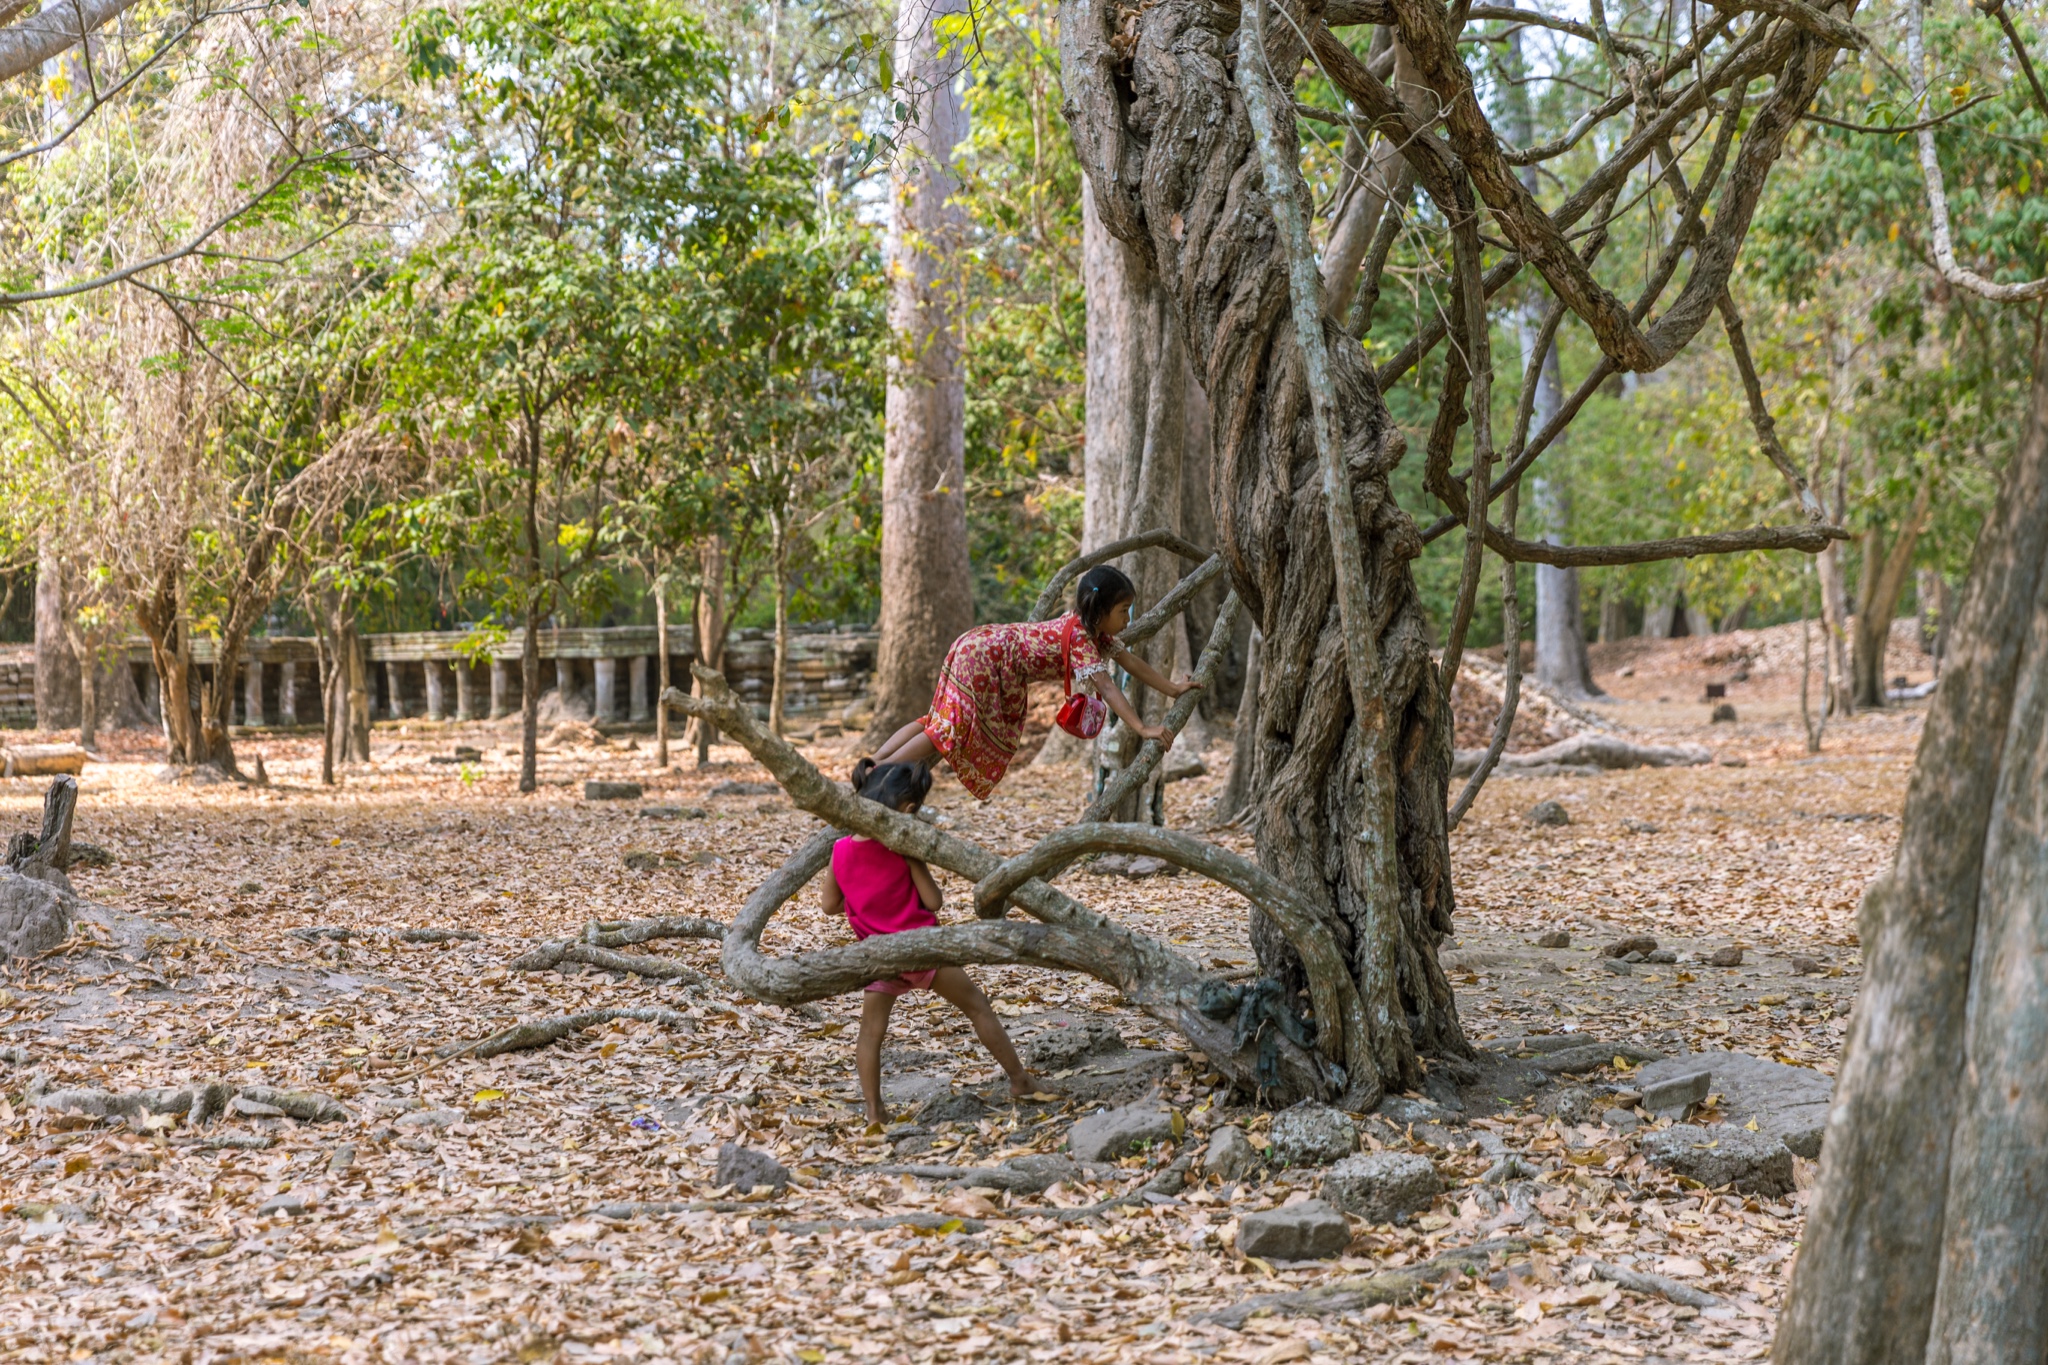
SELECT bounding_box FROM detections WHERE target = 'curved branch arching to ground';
[660,671,1345,1105]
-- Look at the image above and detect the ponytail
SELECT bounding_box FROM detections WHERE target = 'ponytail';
[850,758,933,811]
[1075,564,1137,635]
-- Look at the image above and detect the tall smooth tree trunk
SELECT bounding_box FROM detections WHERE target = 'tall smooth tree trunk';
[1852,479,1934,709]
[768,513,791,738]
[1064,185,1215,804]
[1773,324,2048,1365]
[1062,0,1469,1098]
[518,413,544,794]
[33,539,79,730]
[866,0,974,744]
[691,535,729,767]
[655,577,672,768]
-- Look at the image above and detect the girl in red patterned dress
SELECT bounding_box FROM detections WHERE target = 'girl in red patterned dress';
[867,565,1200,802]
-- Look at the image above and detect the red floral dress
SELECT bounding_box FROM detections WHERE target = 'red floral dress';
[919,615,1113,801]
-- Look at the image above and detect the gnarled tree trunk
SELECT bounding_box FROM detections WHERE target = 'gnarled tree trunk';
[1773,317,2048,1365]
[1061,0,1469,1096]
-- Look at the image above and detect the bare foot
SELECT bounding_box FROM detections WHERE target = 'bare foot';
[1010,1072,1060,1101]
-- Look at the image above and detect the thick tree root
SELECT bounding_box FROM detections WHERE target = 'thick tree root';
[1450,733,1711,777]
[506,941,709,984]
[661,669,1341,1105]
[288,926,485,945]
[581,916,725,948]
[30,1079,349,1125]
[1198,1238,1529,1328]
[441,1006,692,1060]
[1591,1260,1721,1309]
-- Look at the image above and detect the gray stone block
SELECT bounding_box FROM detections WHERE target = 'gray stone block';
[1203,1126,1257,1181]
[584,781,644,801]
[395,1108,464,1129]
[0,870,73,960]
[1237,1199,1350,1261]
[1322,1151,1442,1223]
[715,1143,790,1194]
[1068,1101,1177,1162]
[1268,1103,1357,1167]
[1527,800,1571,827]
[1635,1050,1831,1158]
[1641,1068,1711,1118]
[1643,1123,1793,1196]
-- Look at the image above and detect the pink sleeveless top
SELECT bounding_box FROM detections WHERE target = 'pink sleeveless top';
[832,837,937,940]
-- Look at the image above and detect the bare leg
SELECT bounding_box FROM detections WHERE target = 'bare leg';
[930,966,1049,1098]
[872,721,940,768]
[856,990,897,1125]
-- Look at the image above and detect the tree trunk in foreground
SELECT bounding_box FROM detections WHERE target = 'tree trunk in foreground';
[1061,0,1469,1095]
[655,577,672,768]
[1774,333,2048,1364]
[691,535,728,766]
[866,0,974,745]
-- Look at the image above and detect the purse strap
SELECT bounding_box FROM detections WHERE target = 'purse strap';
[1059,615,1077,697]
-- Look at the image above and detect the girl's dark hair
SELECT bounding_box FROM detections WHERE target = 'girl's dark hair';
[850,758,933,811]
[1075,564,1137,635]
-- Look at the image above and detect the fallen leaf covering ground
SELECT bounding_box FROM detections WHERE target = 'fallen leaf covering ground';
[0,633,1924,1365]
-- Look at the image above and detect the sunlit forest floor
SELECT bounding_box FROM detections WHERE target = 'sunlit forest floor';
[0,632,1926,1364]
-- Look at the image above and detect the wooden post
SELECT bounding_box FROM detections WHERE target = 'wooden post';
[629,656,649,723]
[242,659,265,728]
[490,661,510,719]
[424,660,447,721]
[454,661,476,720]
[278,659,297,726]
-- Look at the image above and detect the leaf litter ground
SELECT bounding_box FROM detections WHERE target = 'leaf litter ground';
[0,635,1922,1364]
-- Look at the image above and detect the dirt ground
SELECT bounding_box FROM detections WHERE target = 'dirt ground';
[0,631,1927,1365]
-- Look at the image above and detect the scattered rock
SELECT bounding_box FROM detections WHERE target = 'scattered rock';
[1067,1101,1178,1162]
[394,1108,463,1130]
[1376,1096,1462,1128]
[0,870,74,960]
[1267,1103,1357,1167]
[1535,930,1570,949]
[1644,949,1677,964]
[1622,951,1646,964]
[639,805,708,821]
[1526,800,1571,827]
[1015,1013,1125,1071]
[1203,1126,1257,1182]
[1622,819,1661,834]
[1708,946,1745,967]
[1603,958,1634,977]
[913,1091,987,1126]
[708,781,776,797]
[952,1153,1080,1195]
[1541,1085,1596,1124]
[1789,955,1824,975]
[1710,703,1738,723]
[1602,936,1658,958]
[229,1096,286,1118]
[1642,1123,1794,1196]
[1236,1200,1351,1261]
[715,1143,790,1194]
[1720,755,1749,767]
[1322,1152,1442,1223]
[1636,1050,1832,1158]
[622,849,682,872]
[1640,1069,1712,1118]
[1535,960,1563,975]
[65,842,114,869]
[258,1193,309,1217]
[1124,856,1179,878]
[1602,1108,1642,1134]
[328,1144,356,1174]
[584,781,644,801]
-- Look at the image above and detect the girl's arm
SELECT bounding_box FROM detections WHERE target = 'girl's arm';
[820,865,844,916]
[1089,670,1175,746]
[1110,642,1200,701]
[905,857,944,913]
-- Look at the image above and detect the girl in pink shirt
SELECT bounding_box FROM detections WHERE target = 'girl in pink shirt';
[821,759,1048,1125]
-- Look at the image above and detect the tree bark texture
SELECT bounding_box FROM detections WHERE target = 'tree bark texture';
[1774,334,2048,1364]
[33,538,79,730]
[1061,0,1468,1093]
[655,577,672,767]
[691,535,728,766]
[867,0,975,744]
[1851,478,1933,709]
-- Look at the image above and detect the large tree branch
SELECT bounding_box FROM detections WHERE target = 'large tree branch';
[0,0,141,83]
[1027,527,1211,623]
[662,671,1342,1103]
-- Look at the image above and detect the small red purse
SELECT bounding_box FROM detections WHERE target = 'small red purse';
[1056,616,1108,739]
